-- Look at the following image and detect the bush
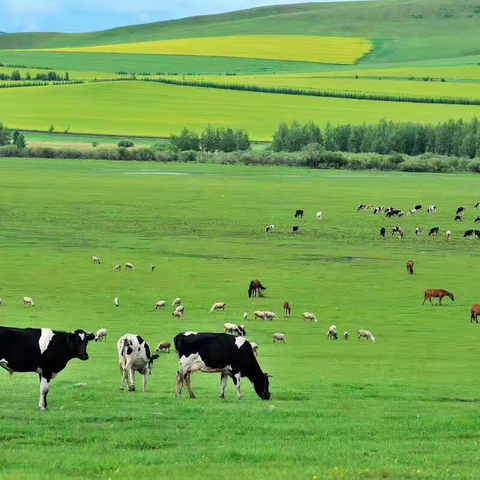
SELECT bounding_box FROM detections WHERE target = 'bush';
[118,140,135,148]
[178,150,198,162]
[134,148,156,161]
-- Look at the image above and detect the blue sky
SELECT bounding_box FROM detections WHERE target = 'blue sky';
[0,0,352,33]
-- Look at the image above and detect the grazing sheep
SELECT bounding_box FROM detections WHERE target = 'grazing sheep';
[250,342,259,357]
[172,310,184,319]
[23,296,34,306]
[316,212,323,220]
[91,256,101,264]
[175,305,185,314]
[327,325,338,340]
[358,329,376,342]
[114,297,119,307]
[150,265,155,272]
[344,331,349,341]
[224,323,246,336]
[210,302,226,312]
[243,312,248,321]
[254,311,266,320]
[113,264,121,271]
[155,341,171,353]
[95,328,107,342]
[172,298,182,308]
[302,312,317,323]
[283,301,291,316]
[125,263,135,270]
[155,300,166,310]
[446,230,451,241]
[273,333,286,344]
[264,311,277,321]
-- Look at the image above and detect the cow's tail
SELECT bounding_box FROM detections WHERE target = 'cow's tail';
[120,338,129,357]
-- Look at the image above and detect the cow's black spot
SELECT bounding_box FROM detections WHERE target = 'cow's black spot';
[126,347,133,355]
[136,336,144,345]
[145,343,151,360]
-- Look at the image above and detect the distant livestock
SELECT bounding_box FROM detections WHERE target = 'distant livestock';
[294,209,304,218]
[392,226,403,235]
[386,209,403,218]
[224,323,246,336]
[175,305,185,315]
[172,310,184,318]
[117,334,159,392]
[428,205,437,214]
[428,227,440,236]
[283,301,291,316]
[250,342,259,356]
[92,256,101,264]
[414,205,422,211]
[316,212,323,220]
[357,204,373,211]
[423,289,455,306]
[374,207,384,215]
[210,302,226,312]
[475,217,480,223]
[380,227,386,238]
[292,226,300,233]
[471,305,480,323]
[150,265,156,272]
[254,311,267,320]
[454,215,463,222]
[456,207,465,216]
[23,297,34,306]
[156,341,171,353]
[358,330,376,342]
[344,332,349,340]
[243,312,248,321]
[95,328,107,342]
[302,312,318,323]
[415,227,423,236]
[114,297,119,307]
[406,260,414,275]
[155,300,166,310]
[264,311,277,321]
[446,230,451,241]
[273,333,286,343]
[248,279,266,298]
[113,264,121,271]
[464,230,480,239]
[476,202,480,209]
[172,298,182,308]
[265,225,275,234]
[327,325,338,340]
[125,263,135,270]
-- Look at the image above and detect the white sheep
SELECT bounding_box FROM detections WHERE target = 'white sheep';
[175,305,185,314]
[358,329,376,342]
[302,312,317,323]
[210,302,226,312]
[172,310,183,318]
[316,212,323,220]
[91,256,101,264]
[23,296,34,306]
[125,263,135,270]
[344,331,349,340]
[113,264,121,271]
[155,300,166,310]
[114,297,119,307]
[243,312,248,321]
[264,311,277,320]
[95,328,107,342]
[273,333,286,343]
[327,325,338,340]
[446,230,451,241]
[223,323,246,336]
[172,298,182,308]
[253,311,266,320]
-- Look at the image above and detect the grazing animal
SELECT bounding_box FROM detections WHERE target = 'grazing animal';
[253,311,266,320]
[175,305,185,315]
[456,207,465,216]
[265,225,275,234]
[114,297,119,307]
[344,332,349,341]
[357,204,366,211]
[250,342,259,357]
[415,227,423,236]
[392,226,403,235]
[117,334,159,392]
[174,332,271,400]
[172,298,182,307]
[95,328,107,342]
[294,210,304,218]
[302,312,318,323]
[292,226,300,233]
[408,208,419,215]
[406,260,414,275]
[428,227,440,236]
[248,279,267,298]
[210,302,226,312]
[0,326,95,409]
[470,304,480,323]
[273,333,286,343]
[414,205,422,211]
[422,289,455,306]
[125,263,135,270]
[243,312,248,321]
[316,212,323,220]
[374,207,384,215]
[428,205,436,214]
[156,341,171,353]
[357,330,376,342]
[224,323,247,336]
[283,301,291,316]
[172,310,184,318]
[113,264,121,271]
[446,230,451,241]
[91,256,101,264]
[387,209,403,218]
[380,227,386,238]
[463,230,480,239]
[150,265,155,272]
[475,202,480,209]
[23,296,34,306]
[327,325,338,340]
[263,311,277,321]
[155,300,166,310]
[454,215,463,222]
[475,217,480,223]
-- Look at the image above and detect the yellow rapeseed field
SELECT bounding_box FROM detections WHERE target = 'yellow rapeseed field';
[46,35,373,65]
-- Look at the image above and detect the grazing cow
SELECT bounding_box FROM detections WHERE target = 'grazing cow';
[248,280,267,298]
[406,260,414,275]
[174,332,271,400]
[292,226,300,233]
[172,310,184,319]
[273,333,286,344]
[224,323,246,336]
[428,227,440,236]
[210,302,226,312]
[471,305,480,324]
[250,342,259,357]
[446,230,451,241]
[475,202,480,209]
[414,205,422,211]
[408,208,419,215]
[428,205,436,214]
[374,207,384,215]
[357,330,376,342]
[23,296,34,306]
[357,204,366,211]
[415,227,423,236]
[150,265,155,272]
[125,263,135,270]
[95,328,107,342]
[475,217,480,223]
[156,341,171,353]
[454,215,463,222]
[294,210,304,219]
[423,289,455,306]
[380,227,386,238]
[316,212,323,220]
[243,312,248,321]
[155,300,166,310]
[302,312,318,323]
[253,311,266,320]
[0,326,95,409]
[172,298,182,308]
[456,207,465,216]
[463,230,480,239]
[117,334,159,392]
[263,311,277,321]
[265,225,275,234]
[387,209,403,218]
[392,226,403,235]
[114,297,119,307]
[113,264,121,271]
[327,325,338,340]
[91,256,101,264]
[344,332,349,341]
[283,301,291,316]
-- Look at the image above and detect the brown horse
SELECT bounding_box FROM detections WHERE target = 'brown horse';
[406,260,414,275]
[248,280,267,298]
[423,289,455,306]
[471,304,480,323]
[283,302,291,317]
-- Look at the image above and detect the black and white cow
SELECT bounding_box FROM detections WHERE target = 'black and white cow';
[386,209,403,218]
[380,227,386,238]
[475,216,480,223]
[174,332,271,401]
[414,205,422,211]
[454,215,463,222]
[292,226,300,233]
[475,202,480,210]
[415,227,424,236]
[294,210,304,219]
[456,207,465,216]
[0,326,95,410]
[374,207,384,215]
[464,230,480,239]
[428,205,436,214]
[391,226,403,235]
[428,227,440,236]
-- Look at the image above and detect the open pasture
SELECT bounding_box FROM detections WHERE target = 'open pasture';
[45,35,373,65]
[2,82,480,140]
[1,159,480,479]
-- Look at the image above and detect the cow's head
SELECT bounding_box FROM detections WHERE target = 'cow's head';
[69,330,96,361]
[253,373,272,400]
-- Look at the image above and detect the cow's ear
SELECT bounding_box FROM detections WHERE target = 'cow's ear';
[152,353,160,361]
[86,333,96,341]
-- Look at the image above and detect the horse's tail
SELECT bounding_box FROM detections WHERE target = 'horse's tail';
[248,281,254,297]
[424,290,428,298]
[471,308,475,322]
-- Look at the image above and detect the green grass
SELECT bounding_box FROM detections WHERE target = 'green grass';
[2,81,480,140]
[2,158,480,479]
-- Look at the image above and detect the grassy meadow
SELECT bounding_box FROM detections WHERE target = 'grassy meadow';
[1,158,480,479]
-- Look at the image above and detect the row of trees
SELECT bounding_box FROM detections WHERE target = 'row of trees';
[170,125,251,152]
[0,70,70,81]
[0,122,26,148]
[272,118,480,158]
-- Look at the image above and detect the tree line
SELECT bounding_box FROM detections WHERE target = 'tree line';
[0,70,70,81]
[0,121,26,148]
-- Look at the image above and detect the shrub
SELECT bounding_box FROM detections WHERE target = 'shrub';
[178,150,198,162]
[134,148,156,161]
[118,140,135,148]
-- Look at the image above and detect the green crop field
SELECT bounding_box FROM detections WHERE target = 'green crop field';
[1,81,480,140]
[1,158,480,479]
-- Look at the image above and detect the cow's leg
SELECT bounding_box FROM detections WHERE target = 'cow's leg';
[128,369,136,391]
[185,373,196,399]
[175,370,184,397]
[38,375,51,411]
[230,372,244,400]
[220,373,228,399]
[142,373,149,393]
[120,367,129,391]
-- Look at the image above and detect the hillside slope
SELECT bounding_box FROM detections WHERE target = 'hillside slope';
[0,0,478,64]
